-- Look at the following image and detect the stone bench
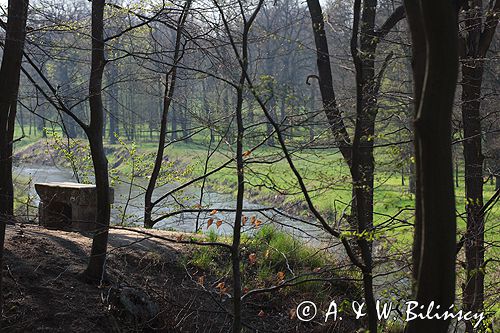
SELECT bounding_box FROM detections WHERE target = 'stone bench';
[35,182,114,231]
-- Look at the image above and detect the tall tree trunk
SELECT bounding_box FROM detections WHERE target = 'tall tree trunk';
[0,0,29,308]
[306,0,352,165]
[181,100,190,141]
[231,51,246,333]
[57,64,78,138]
[461,60,485,330]
[170,105,178,140]
[82,0,111,283]
[458,2,499,330]
[309,84,316,142]
[144,1,191,228]
[108,62,119,144]
[404,0,459,331]
[307,1,405,330]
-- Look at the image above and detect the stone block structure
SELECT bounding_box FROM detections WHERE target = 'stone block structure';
[35,182,114,231]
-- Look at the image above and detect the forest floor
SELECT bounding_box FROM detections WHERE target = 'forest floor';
[1,223,361,333]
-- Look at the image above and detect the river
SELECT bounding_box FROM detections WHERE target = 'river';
[12,164,321,241]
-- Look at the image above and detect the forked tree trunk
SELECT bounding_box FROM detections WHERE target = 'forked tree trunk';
[404,0,459,331]
[307,1,405,331]
[0,0,29,308]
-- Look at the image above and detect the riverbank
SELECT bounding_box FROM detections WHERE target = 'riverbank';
[1,223,362,332]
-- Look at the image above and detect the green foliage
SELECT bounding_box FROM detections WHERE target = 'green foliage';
[187,226,329,291]
[44,128,94,183]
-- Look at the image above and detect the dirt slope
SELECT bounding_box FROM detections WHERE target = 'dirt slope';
[1,224,359,332]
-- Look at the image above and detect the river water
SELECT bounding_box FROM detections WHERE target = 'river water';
[12,164,321,241]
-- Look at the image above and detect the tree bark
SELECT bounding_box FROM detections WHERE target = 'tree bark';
[144,0,191,228]
[108,62,119,144]
[306,0,352,165]
[404,0,459,331]
[458,2,499,329]
[307,1,405,331]
[170,105,178,140]
[0,0,29,308]
[461,59,485,331]
[82,0,111,283]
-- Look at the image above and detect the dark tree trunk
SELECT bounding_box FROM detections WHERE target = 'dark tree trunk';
[144,1,191,228]
[247,97,254,124]
[181,106,190,141]
[0,0,29,308]
[279,90,287,138]
[82,0,111,283]
[170,105,178,140]
[225,4,263,331]
[108,62,119,144]
[309,84,316,142]
[18,105,25,136]
[409,152,416,194]
[306,0,352,165]
[307,0,405,331]
[461,60,485,332]
[231,51,246,333]
[57,64,78,138]
[404,0,459,331]
[458,0,499,329]
[349,0,381,330]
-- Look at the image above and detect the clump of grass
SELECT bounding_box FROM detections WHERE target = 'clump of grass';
[249,225,325,274]
[186,226,330,292]
[185,229,229,273]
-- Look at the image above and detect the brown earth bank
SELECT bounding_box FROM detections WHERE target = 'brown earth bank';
[1,223,361,333]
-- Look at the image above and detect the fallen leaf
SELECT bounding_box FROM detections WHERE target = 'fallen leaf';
[254,220,262,228]
[243,150,251,157]
[277,271,285,281]
[250,216,256,225]
[216,220,223,228]
[216,281,227,294]
[207,218,214,228]
[248,253,257,265]
[210,209,218,215]
[198,276,205,286]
